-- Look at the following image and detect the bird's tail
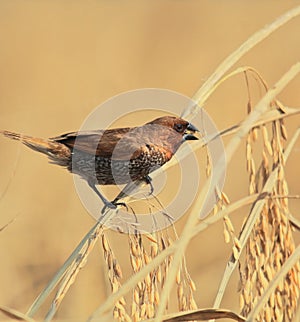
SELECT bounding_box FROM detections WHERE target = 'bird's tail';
[0,130,71,166]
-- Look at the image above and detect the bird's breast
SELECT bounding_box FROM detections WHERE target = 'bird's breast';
[69,144,173,185]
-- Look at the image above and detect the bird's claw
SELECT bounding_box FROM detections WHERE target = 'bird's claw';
[101,201,127,214]
[144,175,154,196]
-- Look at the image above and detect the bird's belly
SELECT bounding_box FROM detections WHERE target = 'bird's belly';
[70,149,170,185]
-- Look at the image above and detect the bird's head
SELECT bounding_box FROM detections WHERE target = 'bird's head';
[147,116,199,140]
[145,116,199,153]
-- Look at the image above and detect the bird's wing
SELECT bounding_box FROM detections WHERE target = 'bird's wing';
[51,125,176,162]
[51,128,147,160]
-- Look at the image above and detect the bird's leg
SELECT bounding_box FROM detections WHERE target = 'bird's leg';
[144,175,154,196]
[88,183,127,215]
[87,181,128,215]
[87,181,117,209]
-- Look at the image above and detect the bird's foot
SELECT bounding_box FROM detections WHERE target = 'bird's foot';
[144,175,154,196]
[101,200,127,215]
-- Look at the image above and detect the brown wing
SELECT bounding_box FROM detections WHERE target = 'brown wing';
[51,119,180,161]
[51,128,144,160]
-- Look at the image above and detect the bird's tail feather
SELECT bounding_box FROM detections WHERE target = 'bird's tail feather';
[1,130,71,166]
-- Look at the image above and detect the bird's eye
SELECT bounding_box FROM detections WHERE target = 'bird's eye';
[174,123,184,132]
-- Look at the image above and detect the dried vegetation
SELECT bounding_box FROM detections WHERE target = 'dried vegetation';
[1,5,300,322]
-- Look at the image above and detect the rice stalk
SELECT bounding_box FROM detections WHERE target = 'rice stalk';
[240,96,300,321]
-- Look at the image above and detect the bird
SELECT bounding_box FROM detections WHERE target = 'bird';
[1,116,199,210]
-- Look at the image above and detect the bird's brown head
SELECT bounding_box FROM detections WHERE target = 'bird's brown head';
[147,116,199,139]
[145,116,199,153]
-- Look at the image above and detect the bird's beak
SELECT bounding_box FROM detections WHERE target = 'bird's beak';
[183,123,199,140]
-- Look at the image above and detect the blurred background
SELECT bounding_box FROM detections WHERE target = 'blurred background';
[0,1,300,320]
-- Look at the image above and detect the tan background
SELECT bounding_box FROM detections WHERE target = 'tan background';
[0,1,300,321]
